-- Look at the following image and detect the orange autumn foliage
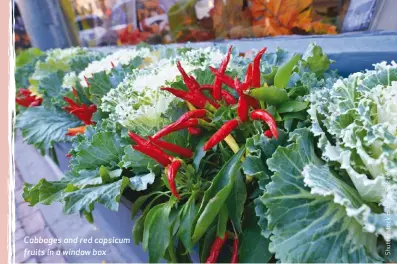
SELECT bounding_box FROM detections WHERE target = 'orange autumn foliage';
[251,0,337,37]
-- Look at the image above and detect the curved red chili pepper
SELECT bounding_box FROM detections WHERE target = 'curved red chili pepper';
[250,109,278,139]
[133,144,172,167]
[188,127,201,135]
[252,47,267,88]
[167,160,182,199]
[203,119,239,151]
[176,61,195,91]
[152,110,205,140]
[161,87,208,108]
[149,137,193,158]
[206,233,228,263]
[213,46,233,100]
[230,237,239,263]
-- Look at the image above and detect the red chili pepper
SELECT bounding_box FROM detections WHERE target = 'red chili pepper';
[188,127,201,135]
[244,63,253,88]
[203,119,239,151]
[250,109,278,139]
[206,233,228,263]
[264,130,273,138]
[72,87,79,98]
[237,96,249,122]
[66,153,72,158]
[28,99,43,107]
[63,97,97,125]
[167,159,182,199]
[245,96,260,109]
[16,89,43,108]
[200,85,237,105]
[128,131,148,146]
[209,66,236,89]
[234,78,251,122]
[152,110,206,140]
[161,87,208,109]
[133,144,172,167]
[177,61,195,91]
[149,137,193,158]
[84,76,90,87]
[110,61,115,68]
[230,237,239,263]
[66,125,87,136]
[252,47,267,88]
[213,46,233,100]
[175,62,220,109]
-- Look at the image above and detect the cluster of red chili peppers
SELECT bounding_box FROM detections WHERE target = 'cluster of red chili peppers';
[128,45,278,202]
[15,88,43,108]
[63,87,97,136]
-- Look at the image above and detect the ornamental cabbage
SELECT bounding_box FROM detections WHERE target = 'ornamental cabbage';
[309,61,397,215]
[100,47,244,135]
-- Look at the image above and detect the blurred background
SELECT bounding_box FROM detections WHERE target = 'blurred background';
[13,0,397,53]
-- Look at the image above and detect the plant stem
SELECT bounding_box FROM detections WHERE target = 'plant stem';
[224,135,239,154]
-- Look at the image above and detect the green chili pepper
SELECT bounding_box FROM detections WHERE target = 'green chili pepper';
[244,86,288,105]
[274,54,301,89]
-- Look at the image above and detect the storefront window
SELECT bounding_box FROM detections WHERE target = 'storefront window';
[16,0,382,48]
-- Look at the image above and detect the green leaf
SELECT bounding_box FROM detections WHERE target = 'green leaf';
[216,206,228,238]
[16,48,44,68]
[239,204,272,263]
[277,100,308,113]
[133,213,146,245]
[259,129,382,262]
[242,131,288,180]
[131,193,156,219]
[64,169,102,188]
[193,148,245,243]
[178,194,197,251]
[302,43,331,77]
[63,176,130,214]
[23,179,70,206]
[274,54,301,89]
[129,171,155,191]
[71,131,125,171]
[144,203,173,263]
[226,171,246,233]
[193,137,208,171]
[17,106,82,154]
